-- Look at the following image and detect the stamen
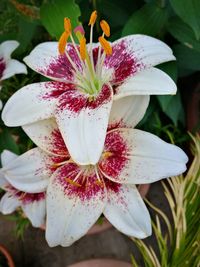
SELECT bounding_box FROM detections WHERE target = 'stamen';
[98,36,112,55]
[95,180,104,187]
[80,37,87,60]
[100,20,110,37]
[88,10,97,26]
[102,151,113,158]
[64,18,71,33]
[58,31,69,55]
[66,178,82,187]
[51,159,73,168]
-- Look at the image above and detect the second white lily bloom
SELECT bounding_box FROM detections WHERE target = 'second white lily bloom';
[1,100,188,247]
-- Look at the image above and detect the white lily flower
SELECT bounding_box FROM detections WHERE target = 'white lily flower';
[2,12,177,165]
[0,150,46,227]
[1,103,188,247]
[0,41,27,109]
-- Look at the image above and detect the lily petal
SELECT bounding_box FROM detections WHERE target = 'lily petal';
[109,95,150,129]
[114,68,177,99]
[104,183,151,238]
[0,150,18,189]
[24,42,81,82]
[0,192,20,214]
[46,163,106,247]
[1,150,18,167]
[0,175,7,188]
[2,148,53,193]
[99,129,188,184]
[104,35,175,84]
[21,194,46,227]
[55,84,113,165]
[2,81,67,127]
[23,119,69,157]
[0,41,19,60]
[1,59,27,80]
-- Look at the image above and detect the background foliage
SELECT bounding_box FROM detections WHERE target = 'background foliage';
[0,0,200,155]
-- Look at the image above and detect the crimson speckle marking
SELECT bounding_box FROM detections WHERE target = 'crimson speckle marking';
[0,58,6,79]
[6,185,45,204]
[104,178,121,193]
[99,130,129,178]
[49,129,69,156]
[55,164,104,201]
[42,82,75,100]
[104,40,142,84]
[57,84,112,113]
[40,44,82,81]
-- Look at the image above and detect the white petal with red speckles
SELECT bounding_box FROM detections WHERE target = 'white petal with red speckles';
[22,197,46,227]
[46,164,107,247]
[1,150,18,167]
[1,59,27,80]
[23,119,68,157]
[2,148,53,193]
[104,35,175,84]
[24,42,81,82]
[55,85,113,165]
[99,129,188,184]
[114,68,177,99]
[109,95,150,129]
[104,184,151,238]
[0,192,20,214]
[2,82,62,127]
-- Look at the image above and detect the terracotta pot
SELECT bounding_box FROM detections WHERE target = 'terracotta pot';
[0,245,15,267]
[69,259,132,267]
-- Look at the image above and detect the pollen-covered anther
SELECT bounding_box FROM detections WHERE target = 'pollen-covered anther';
[80,37,87,60]
[64,18,71,33]
[66,178,82,187]
[58,31,69,55]
[100,20,110,37]
[95,180,104,187]
[98,36,112,55]
[88,10,97,26]
[102,151,113,159]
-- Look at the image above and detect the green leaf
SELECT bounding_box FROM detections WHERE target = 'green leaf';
[0,129,19,154]
[167,17,200,53]
[16,17,37,55]
[169,0,200,40]
[122,2,169,37]
[157,91,184,126]
[173,44,200,71]
[40,0,81,39]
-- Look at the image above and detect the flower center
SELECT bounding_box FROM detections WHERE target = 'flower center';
[58,11,113,96]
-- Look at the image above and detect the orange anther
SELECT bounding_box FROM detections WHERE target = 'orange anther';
[80,37,87,60]
[100,20,110,37]
[103,151,113,159]
[58,31,69,55]
[66,178,82,187]
[98,36,112,55]
[64,18,71,33]
[88,10,97,25]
